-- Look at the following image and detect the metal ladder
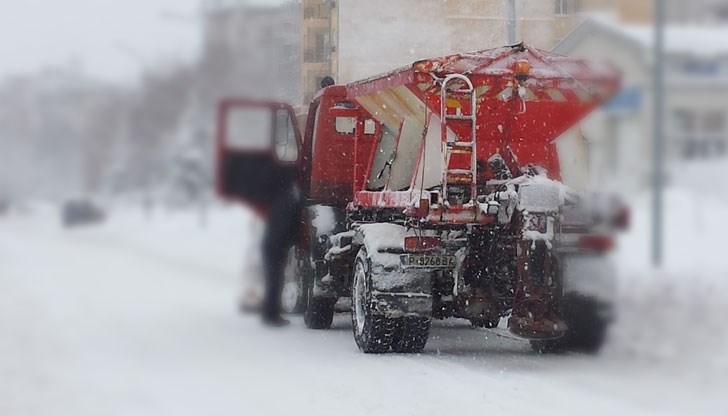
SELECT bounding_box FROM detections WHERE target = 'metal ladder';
[440,74,478,204]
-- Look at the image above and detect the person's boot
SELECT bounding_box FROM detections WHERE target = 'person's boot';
[262,315,290,327]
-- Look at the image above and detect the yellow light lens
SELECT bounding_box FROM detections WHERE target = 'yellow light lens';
[515,59,531,78]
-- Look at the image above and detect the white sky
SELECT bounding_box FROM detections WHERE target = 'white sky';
[0,0,283,85]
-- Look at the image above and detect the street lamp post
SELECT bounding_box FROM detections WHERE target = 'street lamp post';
[652,0,665,267]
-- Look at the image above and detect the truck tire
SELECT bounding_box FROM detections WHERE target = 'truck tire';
[303,277,335,329]
[530,294,610,354]
[352,246,395,353]
[392,316,430,353]
[529,338,567,354]
[561,294,610,353]
[282,247,306,314]
[470,318,500,329]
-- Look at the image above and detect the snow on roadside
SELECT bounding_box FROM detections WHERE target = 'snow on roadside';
[95,190,728,376]
[2,197,727,415]
[608,187,728,373]
[98,203,260,283]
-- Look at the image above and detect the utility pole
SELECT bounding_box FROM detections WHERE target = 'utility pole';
[652,0,665,267]
[507,0,517,44]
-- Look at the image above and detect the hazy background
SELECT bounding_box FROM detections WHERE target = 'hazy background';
[1,1,727,415]
[0,0,294,205]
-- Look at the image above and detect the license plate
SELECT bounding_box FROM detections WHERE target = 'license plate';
[400,254,456,269]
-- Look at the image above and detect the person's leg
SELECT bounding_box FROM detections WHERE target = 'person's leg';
[260,187,302,325]
[261,242,288,324]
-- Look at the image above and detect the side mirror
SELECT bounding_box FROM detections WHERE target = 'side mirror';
[216,99,303,210]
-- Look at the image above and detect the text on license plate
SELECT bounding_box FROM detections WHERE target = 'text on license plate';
[400,255,456,268]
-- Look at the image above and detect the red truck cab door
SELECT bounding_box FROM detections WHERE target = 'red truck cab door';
[216,99,303,214]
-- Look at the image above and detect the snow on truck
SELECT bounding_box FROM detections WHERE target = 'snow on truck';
[216,44,626,354]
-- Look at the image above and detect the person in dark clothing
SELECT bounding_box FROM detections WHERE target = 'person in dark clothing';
[320,76,335,89]
[260,184,304,326]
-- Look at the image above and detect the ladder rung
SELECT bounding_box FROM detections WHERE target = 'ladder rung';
[447,142,475,154]
[447,89,474,94]
[445,114,475,121]
[441,75,478,202]
[448,142,475,148]
[446,176,474,185]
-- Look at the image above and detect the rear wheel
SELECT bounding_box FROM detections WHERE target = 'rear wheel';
[303,300,335,329]
[303,276,335,329]
[282,247,306,314]
[352,246,395,353]
[470,318,500,329]
[530,338,567,354]
[392,316,430,353]
[531,294,611,354]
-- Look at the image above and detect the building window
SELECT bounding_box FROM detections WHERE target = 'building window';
[303,6,315,19]
[672,109,727,160]
[555,0,569,15]
[680,60,719,77]
[314,32,327,62]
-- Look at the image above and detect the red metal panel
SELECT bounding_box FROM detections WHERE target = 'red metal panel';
[337,45,619,215]
[347,66,416,99]
[345,46,619,170]
[309,90,356,206]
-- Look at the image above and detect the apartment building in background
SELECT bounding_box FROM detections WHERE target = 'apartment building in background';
[555,15,728,195]
[301,0,573,103]
[201,0,301,104]
[300,0,656,104]
[299,0,728,194]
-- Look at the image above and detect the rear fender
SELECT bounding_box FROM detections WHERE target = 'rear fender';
[354,224,434,317]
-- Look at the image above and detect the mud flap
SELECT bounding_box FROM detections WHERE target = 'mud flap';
[370,292,433,317]
[368,254,433,318]
[353,224,437,318]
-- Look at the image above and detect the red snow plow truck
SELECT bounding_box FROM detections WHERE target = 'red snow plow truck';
[216,44,626,354]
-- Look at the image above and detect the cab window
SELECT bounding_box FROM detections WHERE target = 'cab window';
[335,116,357,134]
[364,119,376,135]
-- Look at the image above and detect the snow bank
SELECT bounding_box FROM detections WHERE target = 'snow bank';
[98,204,258,281]
[609,186,728,370]
[607,270,728,372]
[616,187,728,275]
[2,198,727,416]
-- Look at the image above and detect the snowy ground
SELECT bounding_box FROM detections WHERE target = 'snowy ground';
[1,196,727,416]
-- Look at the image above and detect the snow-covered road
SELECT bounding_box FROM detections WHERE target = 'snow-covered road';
[1,206,725,416]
